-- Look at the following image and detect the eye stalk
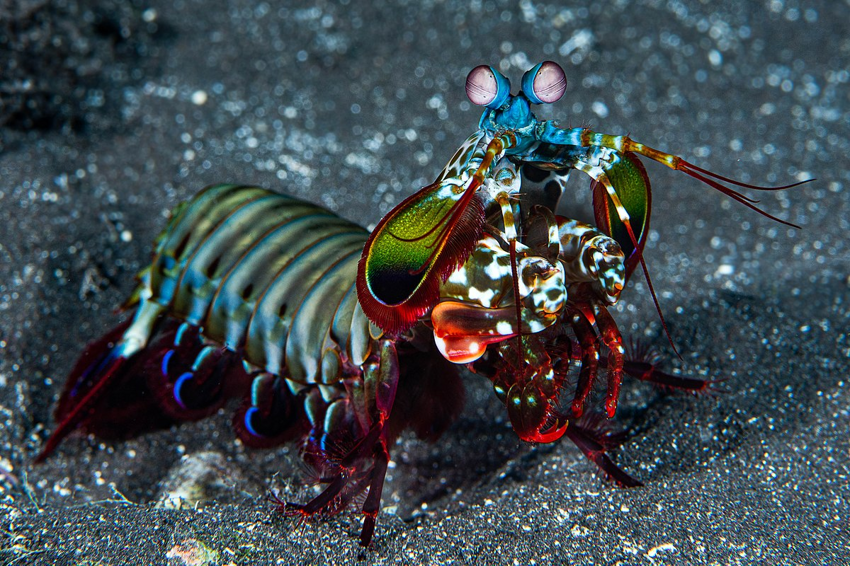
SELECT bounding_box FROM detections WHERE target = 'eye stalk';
[521,61,567,105]
[465,65,511,109]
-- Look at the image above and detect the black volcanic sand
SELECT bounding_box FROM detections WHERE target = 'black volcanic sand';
[1,1,847,564]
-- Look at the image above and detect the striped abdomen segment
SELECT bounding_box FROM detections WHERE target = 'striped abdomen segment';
[140,184,371,385]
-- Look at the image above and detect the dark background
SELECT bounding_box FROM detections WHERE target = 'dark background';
[1,0,847,563]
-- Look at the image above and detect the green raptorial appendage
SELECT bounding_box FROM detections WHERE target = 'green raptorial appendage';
[593,152,651,280]
[358,178,485,335]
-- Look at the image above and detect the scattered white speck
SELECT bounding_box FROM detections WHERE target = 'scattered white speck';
[142,8,157,22]
[559,28,594,57]
[708,49,722,67]
[570,524,590,537]
[427,94,445,111]
[120,230,133,243]
[716,264,734,276]
[647,543,677,558]
[191,90,208,106]
[591,100,609,118]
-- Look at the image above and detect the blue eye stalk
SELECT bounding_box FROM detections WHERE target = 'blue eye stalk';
[466,60,568,139]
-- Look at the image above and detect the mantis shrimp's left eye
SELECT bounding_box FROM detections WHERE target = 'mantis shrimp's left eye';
[466,65,511,109]
[521,61,567,104]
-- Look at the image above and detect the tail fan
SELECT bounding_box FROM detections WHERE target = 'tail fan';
[37,319,141,462]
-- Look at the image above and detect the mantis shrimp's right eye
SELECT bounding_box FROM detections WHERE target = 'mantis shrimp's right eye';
[521,61,567,105]
[466,65,511,109]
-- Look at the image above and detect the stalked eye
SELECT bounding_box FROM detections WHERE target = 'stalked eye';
[521,61,567,105]
[465,65,511,109]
